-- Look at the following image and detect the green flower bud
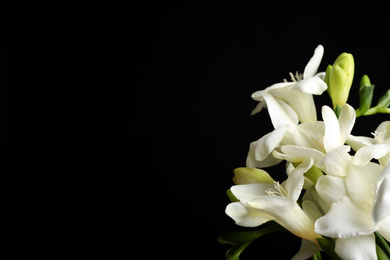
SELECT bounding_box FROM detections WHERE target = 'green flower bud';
[233,167,274,185]
[356,74,375,117]
[329,52,355,108]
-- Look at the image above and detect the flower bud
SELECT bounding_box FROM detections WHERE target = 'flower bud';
[329,52,355,108]
[233,167,274,185]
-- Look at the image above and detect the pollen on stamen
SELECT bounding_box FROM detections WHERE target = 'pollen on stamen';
[265,181,288,197]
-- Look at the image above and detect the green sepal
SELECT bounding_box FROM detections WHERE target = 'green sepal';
[225,241,252,260]
[218,224,280,245]
[376,89,390,108]
[304,166,324,186]
[334,105,342,118]
[355,75,375,117]
[375,232,390,258]
[325,64,333,96]
[317,237,344,260]
[227,189,240,202]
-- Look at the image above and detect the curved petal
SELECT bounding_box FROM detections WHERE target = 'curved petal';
[285,159,314,202]
[291,239,321,260]
[302,200,323,222]
[262,93,298,129]
[338,104,356,144]
[253,126,287,161]
[316,175,348,205]
[303,45,324,79]
[292,76,327,95]
[322,105,341,152]
[378,216,390,242]
[317,146,351,177]
[230,183,273,203]
[251,82,293,101]
[248,198,319,243]
[315,197,376,238]
[352,143,390,167]
[376,121,390,141]
[347,163,382,207]
[346,135,375,151]
[335,234,377,260]
[294,121,326,152]
[373,173,390,223]
[274,145,325,164]
[225,202,272,227]
[246,148,283,168]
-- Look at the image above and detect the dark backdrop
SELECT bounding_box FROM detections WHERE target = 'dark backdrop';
[1,3,389,258]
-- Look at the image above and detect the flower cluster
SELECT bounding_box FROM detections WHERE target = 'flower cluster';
[220,45,390,260]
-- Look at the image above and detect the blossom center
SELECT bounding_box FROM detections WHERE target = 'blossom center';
[372,130,387,143]
[284,71,303,83]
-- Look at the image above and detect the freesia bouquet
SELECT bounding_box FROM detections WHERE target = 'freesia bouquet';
[219,45,390,260]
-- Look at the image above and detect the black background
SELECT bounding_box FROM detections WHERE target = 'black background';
[1,2,389,258]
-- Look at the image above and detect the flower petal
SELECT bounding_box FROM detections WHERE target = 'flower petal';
[352,143,390,167]
[316,175,348,205]
[274,145,324,164]
[315,197,376,238]
[225,202,272,227]
[317,145,351,177]
[338,104,356,144]
[285,159,314,202]
[248,198,319,243]
[262,93,298,129]
[251,82,293,101]
[292,76,327,95]
[378,216,390,242]
[335,234,377,260]
[230,183,273,203]
[373,163,390,223]
[346,135,375,151]
[322,105,341,152]
[246,149,283,168]
[303,45,324,79]
[291,239,321,260]
[294,121,326,152]
[302,200,323,222]
[253,126,288,161]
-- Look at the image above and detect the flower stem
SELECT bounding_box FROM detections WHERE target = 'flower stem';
[375,232,390,258]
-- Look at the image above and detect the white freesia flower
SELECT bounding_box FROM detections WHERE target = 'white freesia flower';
[251,45,327,126]
[226,159,322,245]
[273,104,356,177]
[315,162,390,260]
[352,121,390,167]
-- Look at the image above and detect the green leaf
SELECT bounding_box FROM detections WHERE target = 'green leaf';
[376,89,390,108]
[317,238,344,260]
[312,251,322,260]
[218,225,279,245]
[225,241,253,260]
[375,232,390,258]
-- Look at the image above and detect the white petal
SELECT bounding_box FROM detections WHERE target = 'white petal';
[376,121,390,141]
[373,176,390,223]
[246,149,282,168]
[253,126,287,161]
[251,82,293,101]
[280,91,318,123]
[303,45,324,79]
[338,104,356,144]
[225,202,271,227]
[317,146,351,177]
[285,159,314,201]
[346,163,382,207]
[292,76,327,95]
[335,234,377,260]
[274,145,325,164]
[302,200,323,222]
[322,105,341,152]
[248,198,318,243]
[378,216,390,242]
[315,197,376,238]
[262,93,298,129]
[230,183,273,203]
[346,135,375,151]
[250,101,266,115]
[316,175,348,205]
[291,239,321,260]
[294,121,326,152]
[352,143,390,167]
